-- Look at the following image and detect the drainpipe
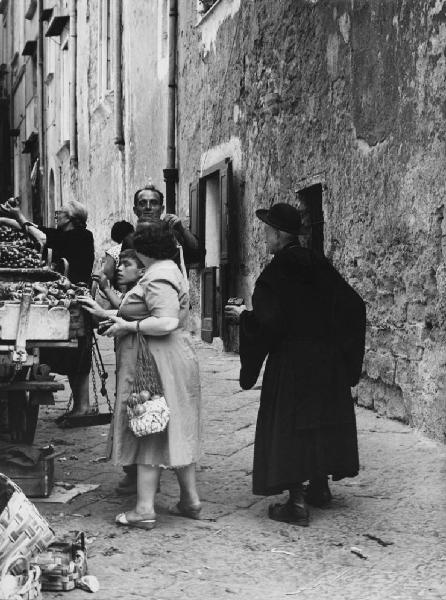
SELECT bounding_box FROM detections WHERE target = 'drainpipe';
[69,0,77,166]
[37,0,46,222]
[163,0,178,214]
[113,0,124,146]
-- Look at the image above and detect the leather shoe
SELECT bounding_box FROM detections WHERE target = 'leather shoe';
[304,479,332,508]
[268,500,309,527]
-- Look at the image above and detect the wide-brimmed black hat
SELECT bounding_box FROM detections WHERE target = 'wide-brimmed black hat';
[256,202,301,235]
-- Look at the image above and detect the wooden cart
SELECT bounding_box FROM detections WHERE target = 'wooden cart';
[0,268,85,444]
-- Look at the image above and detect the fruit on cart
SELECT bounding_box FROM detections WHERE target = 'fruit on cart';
[0,224,43,268]
[0,279,91,305]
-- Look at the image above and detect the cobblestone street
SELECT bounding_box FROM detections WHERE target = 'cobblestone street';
[32,337,446,600]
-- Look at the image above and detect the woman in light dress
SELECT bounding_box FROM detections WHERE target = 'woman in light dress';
[80,222,201,529]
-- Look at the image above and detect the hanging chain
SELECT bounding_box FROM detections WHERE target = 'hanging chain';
[61,332,113,417]
[92,333,113,414]
[90,355,100,415]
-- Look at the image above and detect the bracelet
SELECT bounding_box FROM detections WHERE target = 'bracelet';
[21,221,35,231]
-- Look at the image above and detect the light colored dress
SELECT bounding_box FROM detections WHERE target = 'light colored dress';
[108,259,201,468]
[105,243,122,267]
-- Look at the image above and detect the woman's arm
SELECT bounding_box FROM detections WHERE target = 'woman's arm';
[77,296,118,320]
[91,272,122,309]
[103,315,179,338]
[0,217,21,230]
[1,202,47,245]
[99,287,122,310]
[102,254,116,282]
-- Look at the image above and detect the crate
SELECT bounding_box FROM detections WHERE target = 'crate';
[0,450,56,498]
[0,303,70,341]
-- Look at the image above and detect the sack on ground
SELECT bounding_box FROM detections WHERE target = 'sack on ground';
[127,333,169,437]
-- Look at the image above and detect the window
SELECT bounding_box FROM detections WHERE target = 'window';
[60,30,69,143]
[97,0,112,99]
[297,184,325,255]
[156,0,168,79]
[45,36,56,79]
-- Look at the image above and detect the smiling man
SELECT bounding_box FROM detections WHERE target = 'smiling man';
[122,184,202,268]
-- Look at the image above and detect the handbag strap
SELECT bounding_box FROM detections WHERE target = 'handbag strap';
[133,331,163,396]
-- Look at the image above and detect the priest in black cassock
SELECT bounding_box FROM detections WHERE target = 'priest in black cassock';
[225,203,366,526]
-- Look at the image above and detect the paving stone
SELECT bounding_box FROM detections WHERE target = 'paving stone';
[26,336,446,600]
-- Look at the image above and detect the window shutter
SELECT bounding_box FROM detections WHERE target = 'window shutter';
[189,179,205,269]
[219,160,233,264]
[201,267,217,342]
[189,180,199,237]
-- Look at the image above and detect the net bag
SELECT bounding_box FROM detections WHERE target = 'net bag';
[127,332,170,437]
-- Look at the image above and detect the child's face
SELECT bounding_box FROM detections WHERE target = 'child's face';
[117,257,143,286]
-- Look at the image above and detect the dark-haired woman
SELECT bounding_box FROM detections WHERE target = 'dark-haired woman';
[80,222,201,529]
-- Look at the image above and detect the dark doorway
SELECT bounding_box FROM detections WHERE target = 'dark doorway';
[189,158,234,346]
[297,183,324,255]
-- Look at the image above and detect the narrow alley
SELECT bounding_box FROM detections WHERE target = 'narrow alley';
[31,337,446,600]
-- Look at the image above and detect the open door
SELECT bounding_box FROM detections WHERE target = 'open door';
[201,267,217,342]
[189,179,205,269]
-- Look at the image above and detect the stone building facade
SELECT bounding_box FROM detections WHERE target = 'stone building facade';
[1,0,446,442]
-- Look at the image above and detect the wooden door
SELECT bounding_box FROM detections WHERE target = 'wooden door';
[201,267,217,342]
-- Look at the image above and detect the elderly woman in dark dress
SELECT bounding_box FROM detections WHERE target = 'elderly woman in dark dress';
[80,222,201,530]
[3,198,95,418]
[225,203,365,526]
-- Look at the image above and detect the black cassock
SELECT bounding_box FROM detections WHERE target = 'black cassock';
[239,243,366,496]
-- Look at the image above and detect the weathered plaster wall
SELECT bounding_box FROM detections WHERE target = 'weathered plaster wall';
[178,0,446,441]
[70,0,168,256]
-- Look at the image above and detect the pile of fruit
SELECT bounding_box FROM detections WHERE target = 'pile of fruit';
[0,225,43,269]
[0,279,90,306]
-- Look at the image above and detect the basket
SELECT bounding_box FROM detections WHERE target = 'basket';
[31,533,87,592]
[0,555,42,600]
[0,474,55,567]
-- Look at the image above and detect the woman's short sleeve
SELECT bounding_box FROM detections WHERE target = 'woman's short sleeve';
[105,244,121,267]
[143,278,180,318]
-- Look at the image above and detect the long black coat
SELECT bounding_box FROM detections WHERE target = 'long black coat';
[239,243,366,496]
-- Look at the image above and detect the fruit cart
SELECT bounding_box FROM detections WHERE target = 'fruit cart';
[0,223,89,444]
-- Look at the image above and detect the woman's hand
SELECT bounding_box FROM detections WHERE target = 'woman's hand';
[1,199,23,220]
[224,304,246,323]
[91,272,111,293]
[102,315,132,338]
[77,296,111,319]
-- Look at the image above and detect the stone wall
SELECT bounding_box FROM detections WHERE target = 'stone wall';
[177,0,446,441]
[71,0,168,255]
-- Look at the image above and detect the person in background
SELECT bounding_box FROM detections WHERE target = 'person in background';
[79,222,202,529]
[3,198,95,419]
[94,249,144,310]
[102,220,134,289]
[225,203,366,527]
